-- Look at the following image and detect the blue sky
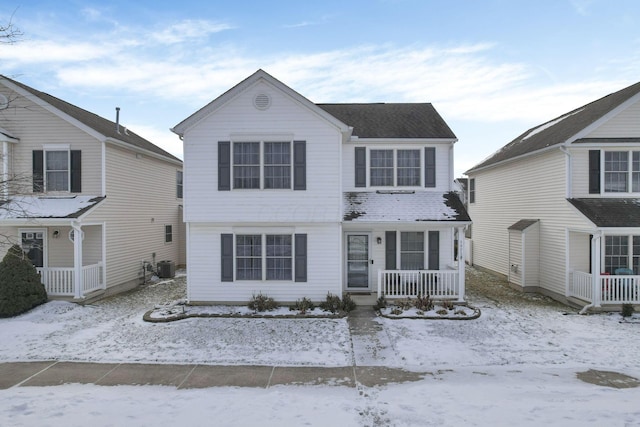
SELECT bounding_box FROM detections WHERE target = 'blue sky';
[1,0,639,176]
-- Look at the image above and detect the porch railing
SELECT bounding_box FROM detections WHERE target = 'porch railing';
[378,269,459,299]
[570,271,640,305]
[37,262,104,297]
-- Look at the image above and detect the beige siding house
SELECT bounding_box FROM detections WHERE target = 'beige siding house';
[0,75,184,301]
[172,70,470,304]
[466,81,640,311]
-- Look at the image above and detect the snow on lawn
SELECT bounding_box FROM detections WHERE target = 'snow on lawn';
[2,268,640,426]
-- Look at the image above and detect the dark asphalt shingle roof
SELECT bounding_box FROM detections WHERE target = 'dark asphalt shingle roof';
[568,198,640,227]
[1,76,181,163]
[508,219,539,231]
[467,81,640,173]
[317,103,456,139]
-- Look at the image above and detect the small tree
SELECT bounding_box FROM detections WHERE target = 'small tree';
[0,244,47,317]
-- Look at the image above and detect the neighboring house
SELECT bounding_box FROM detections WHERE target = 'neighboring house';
[171,69,470,304]
[0,75,184,301]
[466,81,640,310]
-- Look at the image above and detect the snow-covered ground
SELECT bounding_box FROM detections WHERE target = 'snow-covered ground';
[1,268,639,426]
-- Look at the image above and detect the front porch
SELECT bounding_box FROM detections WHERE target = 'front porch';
[37,262,104,298]
[569,271,640,306]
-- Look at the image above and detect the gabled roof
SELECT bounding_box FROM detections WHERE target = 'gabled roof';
[568,198,640,227]
[467,81,640,173]
[171,69,351,136]
[317,103,456,139]
[343,191,471,222]
[0,76,181,163]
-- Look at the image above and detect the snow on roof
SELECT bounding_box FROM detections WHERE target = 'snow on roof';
[343,191,470,222]
[0,195,105,220]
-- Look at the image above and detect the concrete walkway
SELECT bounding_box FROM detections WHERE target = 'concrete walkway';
[0,361,427,390]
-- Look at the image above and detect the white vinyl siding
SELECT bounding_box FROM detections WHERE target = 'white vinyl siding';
[342,143,453,192]
[182,80,341,223]
[187,223,341,303]
[586,100,640,138]
[468,149,592,297]
[0,87,102,195]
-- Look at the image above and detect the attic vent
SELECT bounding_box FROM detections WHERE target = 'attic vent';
[253,93,271,110]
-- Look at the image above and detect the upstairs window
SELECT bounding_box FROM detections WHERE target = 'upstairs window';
[369,149,421,187]
[233,142,261,189]
[469,178,476,203]
[604,151,640,193]
[33,149,81,193]
[232,141,293,190]
[165,225,173,243]
[264,142,291,189]
[176,171,183,198]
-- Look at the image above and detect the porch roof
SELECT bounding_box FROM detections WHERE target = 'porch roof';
[343,191,471,222]
[568,198,640,227]
[0,195,105,221]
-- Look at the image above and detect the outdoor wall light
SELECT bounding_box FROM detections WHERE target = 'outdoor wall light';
[52,230,60,238]
[377,237,382,244]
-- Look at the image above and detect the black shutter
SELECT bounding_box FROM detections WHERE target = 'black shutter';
[70,150,82,193]
[354,147,366,187]
[295,234,307,282]
[589,150,600,194]
[32,150,44,192]
[293,140,306,190]
[221,234,233,282]
[428,231,440,270]
[218,141,231,191]
[385,231,397,270]
[425,147,436,188]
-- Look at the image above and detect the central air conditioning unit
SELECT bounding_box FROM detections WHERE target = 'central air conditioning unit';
[157,260,175,278]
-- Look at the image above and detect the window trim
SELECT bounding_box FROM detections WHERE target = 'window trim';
[44,148,71,192]
[164,225,173,244]
[233,233,295,281]
[368,148,422,188]
[602,150,640,194]
[232,140,293,190]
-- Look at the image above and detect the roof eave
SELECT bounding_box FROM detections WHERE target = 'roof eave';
[104,137,183,166]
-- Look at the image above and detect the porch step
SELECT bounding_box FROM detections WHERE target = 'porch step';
[348,293,379,306]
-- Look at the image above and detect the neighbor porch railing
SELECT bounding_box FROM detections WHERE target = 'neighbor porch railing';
[569,271,640,305]
[37,262,104,297]
[378,269,459,299]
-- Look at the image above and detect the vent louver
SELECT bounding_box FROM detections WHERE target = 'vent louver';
[253,93,271,110]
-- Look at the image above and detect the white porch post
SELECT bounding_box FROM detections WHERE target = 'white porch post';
[72,222,83,299]
[457,226,466,302]
[591,233,601,308]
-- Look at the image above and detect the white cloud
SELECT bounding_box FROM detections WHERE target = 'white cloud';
[151,19,234,44]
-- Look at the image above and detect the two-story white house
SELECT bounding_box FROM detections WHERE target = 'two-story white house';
[466,81,640,311]
[0,75,185,301]
[172,70,470,304]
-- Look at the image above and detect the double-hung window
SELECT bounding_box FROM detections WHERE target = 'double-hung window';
[400,232,425,270]
[45,150,70,192]
[605,235,640,274]
[604,151,640,193]
[233,141,291,189]
[369,149,421,187]
[235,234,292,280]
[176,171,183,198]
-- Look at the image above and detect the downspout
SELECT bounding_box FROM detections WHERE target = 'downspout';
[2,140,8,200]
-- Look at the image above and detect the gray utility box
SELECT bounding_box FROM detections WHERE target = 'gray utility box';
[157,260,175,278]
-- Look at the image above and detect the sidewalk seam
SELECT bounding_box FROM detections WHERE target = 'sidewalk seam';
[266,366,275,389]
[12,361,59,388]
[177,364,198,390]
[95,363,122,385]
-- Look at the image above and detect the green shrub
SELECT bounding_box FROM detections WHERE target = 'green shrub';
[341,293,356,312]
[0,245,47,317]
[247,293,278,312]
[319,292,342,313]
[621,303,635,318]
[290,297,315,314]
[373,295,387,311]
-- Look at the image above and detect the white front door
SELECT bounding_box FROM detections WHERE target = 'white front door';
[346,233,371,289]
